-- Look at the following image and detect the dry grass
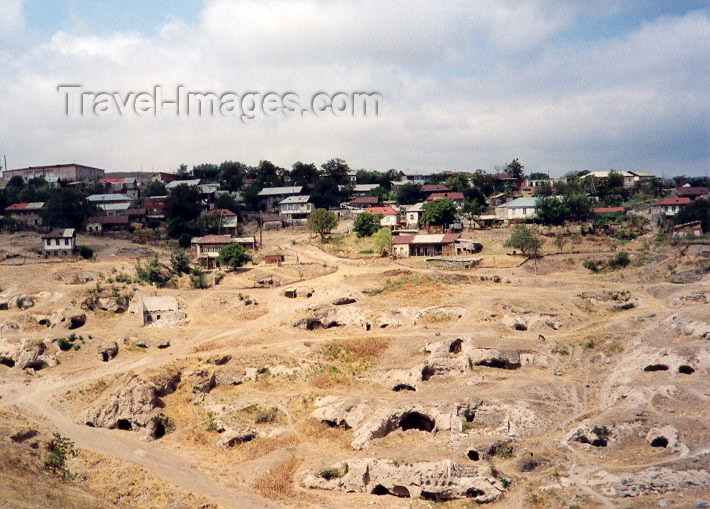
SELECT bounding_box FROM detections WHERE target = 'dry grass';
[321,337,390,362]
[253,455,303,500]
[309,366,355,388]
[237,434,300,462]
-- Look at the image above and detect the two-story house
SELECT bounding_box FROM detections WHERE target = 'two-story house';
[41,228,76,257]
[278,195,314,224]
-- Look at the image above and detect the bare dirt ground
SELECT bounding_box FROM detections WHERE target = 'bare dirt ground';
[0,228,708,509]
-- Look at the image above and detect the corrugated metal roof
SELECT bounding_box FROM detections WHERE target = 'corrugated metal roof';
[257,186,302,196]
[366,206,398,215]
[279,195,311,204]
[42,228,75,239]
[496,197,539,208]
[87,194,131,202]
[165,179,201,189]
[654,197,691,206]
[99,202,131,211]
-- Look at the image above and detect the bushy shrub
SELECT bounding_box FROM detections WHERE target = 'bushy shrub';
[583,259,601,272]
[609,251,630,268]
[78,246,94,259]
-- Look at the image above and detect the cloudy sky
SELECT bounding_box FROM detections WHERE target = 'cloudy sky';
[0,0,708,176]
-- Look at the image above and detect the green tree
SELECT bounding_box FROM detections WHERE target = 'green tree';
[41,187,97,229]
[192,163,220,181]
[307,208,338,242]
[290,161,321,187]
[504,225,545,257]
[217,243,252,270]
[554,234,568,253]
[372,227,392,255]
[395,183,425,205]
[189,266,210,288]
[143,181,166,197]
[165,184,203,238]
[422,198,457,227]
[444,173,469,193]
[219,160,248,191]
[563,194,591,222]
[170,248,191,274]
[675,199,710,232]
[535,196,568,225]
[461,199,487,228]
[45,432,75,480]
[135,256,171,286]
[353,212,381,237]
[505,159,525,180]
[321,158,350,186]
[175,164,191,179]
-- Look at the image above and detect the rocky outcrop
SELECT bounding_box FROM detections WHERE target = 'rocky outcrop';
[97,342,118,362]
[216,428,256,448]
[303,458,505,502]
[65,312,86,330]
[470,348,522,370]
[83,373,179,439]
[312,396,480,450]
[0,338,58,372]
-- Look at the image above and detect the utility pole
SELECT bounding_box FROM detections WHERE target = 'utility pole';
[259,213,263,251]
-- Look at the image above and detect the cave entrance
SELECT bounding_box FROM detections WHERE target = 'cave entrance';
[399,412,435,432]
[650,437,668,448]
[116,419,132,430]
[643,364,668,372]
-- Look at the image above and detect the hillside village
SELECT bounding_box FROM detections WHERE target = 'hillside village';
[0,159,709,509]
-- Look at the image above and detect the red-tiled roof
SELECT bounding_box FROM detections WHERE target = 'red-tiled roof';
[426,192,464,201]
[366,206,398,215]
[125,208,146,216]
[654,197,691,207]
[676,186,709,198]
[88,215,130,225]
[421,184,449,192]
[441,233,462,243]
[350,196,379,204]
[193,235,233,244]
[4,202,29,211]
[592,207,625,213]
[392,235,415,245]
[207,209,236,216]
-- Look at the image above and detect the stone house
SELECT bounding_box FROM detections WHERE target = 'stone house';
[391,233,461,258]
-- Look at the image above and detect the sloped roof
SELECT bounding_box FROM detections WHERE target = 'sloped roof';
[676,187,709,198]
[88,215,130,225]
[422,184,450,192]
[4,202,45,211]
[42,228,75,239]
[427,192,464,201]
[350,196,379,204]
[279,195,311,204]
[165,179,201,189]
[191,235,233,245]
[366,206,398,215]
[207,208,237,216]
[87,193,131,202]
[496,197,539,208]
[654,197,691,206]
[257,186,302,196]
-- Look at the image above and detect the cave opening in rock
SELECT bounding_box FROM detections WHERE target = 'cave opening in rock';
[465,488,485,498]
[393,384,415,392]
[477,358,519,370]
[101,352,110,362]
[399,412,435,432]
[116,419,132,430]
[468,450,480,461]
[643,364,669,372]
[650,437,668,448]
[0,358,15,368]
[513,323,527,331]
[85,421,95,427]
[678,365,695,375]
[421,365,435,381]
[391,486,410,498]
[449,338,463,354]
[154,421,166,439]
[371,485,390,495]
[421,491,453,502]
[591,438,607,447]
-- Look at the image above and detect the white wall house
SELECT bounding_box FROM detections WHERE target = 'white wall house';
[651,198,690,217]
[404,202,425,228]
[279,195,314,224]
[494,197,540,221]
[366,206,400,228]
[41,228,76,257]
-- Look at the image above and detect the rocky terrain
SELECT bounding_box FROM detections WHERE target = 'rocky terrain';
[0,228,708,509]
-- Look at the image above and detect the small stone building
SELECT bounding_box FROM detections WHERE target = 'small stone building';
[140,296,184,326]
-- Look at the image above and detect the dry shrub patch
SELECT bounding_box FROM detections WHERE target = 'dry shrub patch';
[253,455,302,500]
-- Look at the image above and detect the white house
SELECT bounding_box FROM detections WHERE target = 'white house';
[87,194,133,215]
[206,209,238,235]
[584,171,635,189]
[279,195,314,224]
[404,202,425,228]
[651,197,690,217]
[494,197,540,221]
[366,206,400,229]
[41,228,76,257]
[257,186,303,211]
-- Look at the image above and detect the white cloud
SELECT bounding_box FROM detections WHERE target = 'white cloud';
[0,1,707,175]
